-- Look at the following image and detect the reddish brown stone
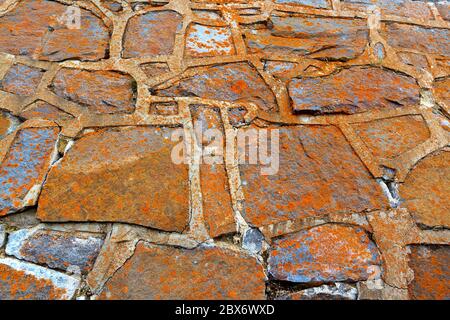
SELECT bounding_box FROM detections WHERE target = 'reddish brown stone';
[342,0,433,19]
[1,64,45,96]
[408,246,450,300]
[191,106,236,237]
[19,101,74,122]
[289,67,420,114]
[149,102,179,116]
[244,16,368,61]
[268,224,381,283]
[352,115,430,159]
[6,229,104,274]
[434,77,450,108]
[157,62,277,112]
[0,0,109,61]
[399,150,450,228]
[398,52,429,70]
[37,127,190,232]
[381,23,450,57]
[0,111,20,139]
[141,63,171,78]
[239,125,387,227]
[0,257,79,300]
[123,11,182,58]
[51,68,136,114]
[99,242,266,299]
[0,127,59,216]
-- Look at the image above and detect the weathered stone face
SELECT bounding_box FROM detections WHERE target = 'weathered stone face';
[19,101,74,122]
[99,242,266,300]
[37,127,190,232]
[289,67,420,114]
[122,10,183,58]
[239,126,387,227]
[0,257,80,300]
[156,62,277,112]
[244,16,368,60]
[6,229,104,273]
[0,0,109,61]
[381,23,450,57]
[408,246,450,300]
[268,224,381,283]
[342,0,433,19]
[275,0,331,9]
[400,150,450,228]
[186,24,235,57]
[1,64,45,96]
[51,68,136,114]
[0,111,20,140]
[352,115,430,159]
[0,127,59,216]
[276,283,358,300]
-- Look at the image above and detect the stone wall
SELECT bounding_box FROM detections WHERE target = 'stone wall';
[0,0,449,300]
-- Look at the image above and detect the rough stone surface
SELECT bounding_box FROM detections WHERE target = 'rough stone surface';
[0,224,5,248]
[268,224,381,283]
[186,24,235,57]
[342,0,433,19]
[19,101,74,122]
[239,126,387,227]
[157,62,278,112]
[37,127,190,231]
[381,23,450,57]
[123,11,183,58]
[0,127,59,216]
[289,67,420,114]
[99,242,266,299]
[0,257,79,300]
[244,16,368,60]
[275,0,331,9]
[6,228,103,273]
[399,150,450,228]
[1,64,45,96]
[408,246,450,300]
[0,111,20,139]
[352,115,430,159]
[0,0,109,61]
[52,69,136,114]
[276,283,357,300]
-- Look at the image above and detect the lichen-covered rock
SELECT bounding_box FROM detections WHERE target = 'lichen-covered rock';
[289,67,420,114]
[156,62,277,112]
[0,111,21,140]
[19,101,74,122]
[408,246,450,300]
[1,64,45,96]
[99,242,266,299]
[0,0,109,61]
[239,126,387,227]
[123,10,183,58]
[244,16,368,60]
[275,0,331,9]
[399,150,450,228]
[381,23,450,57]
[341,0,433,19]
[352,115,430,159]
[186,24,235,57]
[6,228,104,273]
[51,68,136,114]
[276,283,357,300]
[434,77,450,109]
[37,127,190,232]
[268,224,381,283]
[0,127,59,216]
[0,257,80,300]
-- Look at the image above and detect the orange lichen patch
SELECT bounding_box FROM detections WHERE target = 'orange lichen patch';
[37,127,190,232]
[433,77,450,110]
[239,125,387,228]
[289,67,420,114]
[1,64,45,96]
[122,10,182,58]
[0,0,109,61]
[0,127,59,216]
[99,242,266,300]
[20,101,74,122]
[399,149,450,228]
[51,68,136,114]
[268,224,381,283]
[408,246,450,300]
[352,115,430,159]
[0,112,13,137]
[186,23,236,57]
[0,258,79,300]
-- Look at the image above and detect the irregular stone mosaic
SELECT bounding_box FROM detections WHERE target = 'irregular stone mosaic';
[0,0,448,301]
